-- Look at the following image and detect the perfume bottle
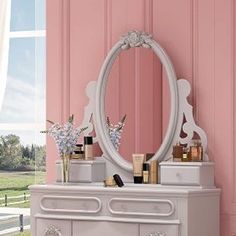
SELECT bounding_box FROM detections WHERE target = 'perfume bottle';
[190,140,203,161]
[72,144,84,159]
[195,140,203,161]
[149,160,158,184]
[142,163,149,184]
[172,142,183,162]
[182,148,191,162]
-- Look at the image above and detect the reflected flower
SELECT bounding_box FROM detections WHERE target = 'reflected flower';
[106,115,126,151]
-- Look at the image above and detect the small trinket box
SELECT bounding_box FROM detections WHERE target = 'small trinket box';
[56,158,106,183]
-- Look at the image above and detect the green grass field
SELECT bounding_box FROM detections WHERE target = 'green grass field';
[0,171,46,208]
[9,231,31,236]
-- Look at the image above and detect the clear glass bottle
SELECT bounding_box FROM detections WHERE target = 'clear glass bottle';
[196,140,203,161]
[191,139,203,161]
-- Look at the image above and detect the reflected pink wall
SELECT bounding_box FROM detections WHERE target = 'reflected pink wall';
[105,48,164,162]
[47,0,236,234]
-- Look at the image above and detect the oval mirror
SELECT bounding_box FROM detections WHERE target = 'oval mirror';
[105,47,171,163]
[95,31,179,172]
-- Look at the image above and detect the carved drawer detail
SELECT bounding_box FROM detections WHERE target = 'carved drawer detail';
[36,219,72,236]
[44,225,62,236]
[40,195,102,214]
[140,224,179,236]
[108,198,175,217]
[148,233,166,236]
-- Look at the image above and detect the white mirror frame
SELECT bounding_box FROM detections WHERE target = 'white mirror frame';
[95,31,179,172]
[82,30,208,174]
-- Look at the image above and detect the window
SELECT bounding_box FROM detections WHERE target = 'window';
[0,0,46,202]
[1,0,46,132]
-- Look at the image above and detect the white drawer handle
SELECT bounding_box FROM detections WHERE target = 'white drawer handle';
[40,195,102,214]
[44,225,62,236]
[108,198,175,217]
[148,232,166,236]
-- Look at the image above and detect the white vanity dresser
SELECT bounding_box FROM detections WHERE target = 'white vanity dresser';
[30,31,220,236]
[30,183,219,236]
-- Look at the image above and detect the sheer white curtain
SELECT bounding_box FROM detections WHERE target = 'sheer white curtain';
[0,0,11,111]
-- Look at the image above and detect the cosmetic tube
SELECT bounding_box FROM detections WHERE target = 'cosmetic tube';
[113,174,124,187]
[132,154,145,183]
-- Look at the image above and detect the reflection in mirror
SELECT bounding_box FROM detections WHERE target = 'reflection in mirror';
[105,47,170,163]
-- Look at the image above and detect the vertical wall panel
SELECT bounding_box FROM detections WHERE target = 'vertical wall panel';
[196,0,215,160]
[153,0,192,79]
[214,0,232,214]
[69,0,105,126]
[46,0,70,182]
[234,0,236,208]
[153,0,192,139]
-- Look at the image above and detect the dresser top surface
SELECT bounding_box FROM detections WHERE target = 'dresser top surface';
[29,183,220,197]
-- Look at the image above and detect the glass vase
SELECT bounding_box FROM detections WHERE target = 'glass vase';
[61,154,70,183]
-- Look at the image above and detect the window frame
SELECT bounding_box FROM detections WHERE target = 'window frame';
[0,6,46,137]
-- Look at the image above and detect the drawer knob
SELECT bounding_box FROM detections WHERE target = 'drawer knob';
[176,172,181,178]
[148,232,166,236]
[44,225,62,236]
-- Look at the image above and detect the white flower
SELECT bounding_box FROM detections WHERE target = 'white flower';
[106,115,126,151]
[42,115,87,157]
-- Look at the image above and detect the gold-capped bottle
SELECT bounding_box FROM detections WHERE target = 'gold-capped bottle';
[182,148,191,162]
[142,163,149,184]
[149,160,158,184]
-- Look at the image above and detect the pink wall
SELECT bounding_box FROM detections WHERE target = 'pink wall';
[47,0,236,234]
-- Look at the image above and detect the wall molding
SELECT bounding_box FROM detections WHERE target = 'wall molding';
[61,0,71,122]
[191,0,198,120]
[134,48,141,152]
[232,0,236,205]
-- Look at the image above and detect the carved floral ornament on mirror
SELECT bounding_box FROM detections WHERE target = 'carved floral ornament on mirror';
[81,30,208,181]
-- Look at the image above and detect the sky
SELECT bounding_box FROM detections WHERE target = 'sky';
[0,0,46,146]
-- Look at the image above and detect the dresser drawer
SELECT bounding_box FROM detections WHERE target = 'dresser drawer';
[73,221,138,236]
[160,162,215,187]
[140,223,179,236]
[36,219,72,236]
